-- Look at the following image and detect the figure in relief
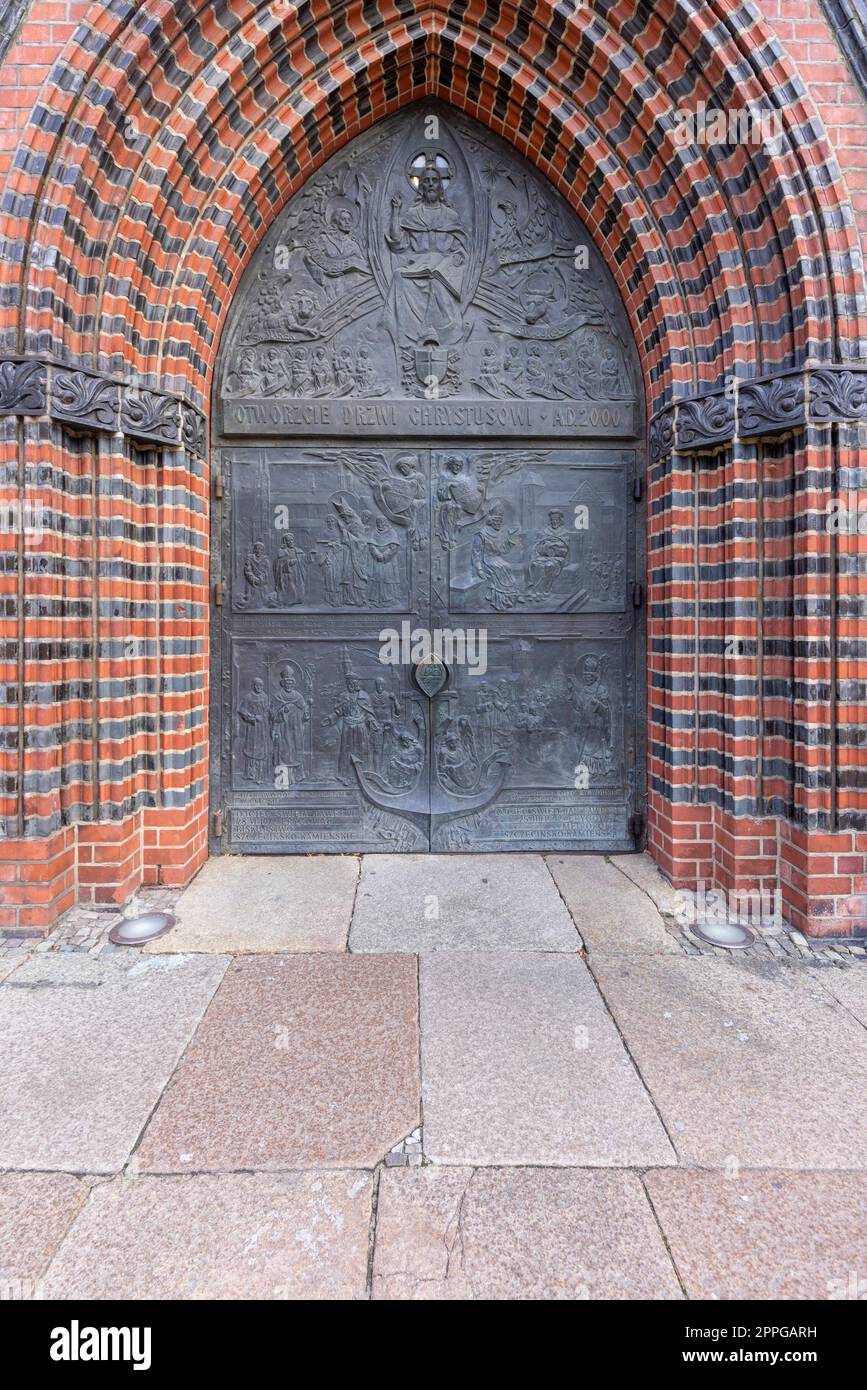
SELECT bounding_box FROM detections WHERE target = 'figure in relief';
[436,454,483,548]
[367,517,403,606]
[238,676,271,781]
[569,654,613,780]
[270,667,310,784]
[527,509,570,598]
[313,514,342,606]
[471,502,521,611]
[383,156,468,351]
[332,498,370,605]
[241,540,270,607]
[436,719,481,793]
[370,677,402,773]
[302,200,368,296]
[273,532,306,606]
[322,675,379,785]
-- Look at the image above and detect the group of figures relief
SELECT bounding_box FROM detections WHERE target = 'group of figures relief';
[436,651,616,792]
[237,656,424,795]
[434,451,624,612]
[234,452,428,613]
[220,107,634,403]
[236,648,617,796]
[237,506,403,611]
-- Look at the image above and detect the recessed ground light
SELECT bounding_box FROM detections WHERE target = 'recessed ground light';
[108,912,175,946]
[691,918,754,950]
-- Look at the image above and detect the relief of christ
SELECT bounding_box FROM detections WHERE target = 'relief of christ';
[382,160,468,350]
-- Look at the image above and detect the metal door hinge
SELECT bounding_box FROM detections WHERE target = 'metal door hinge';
[213,474,224,500]
[632,581,644,608]
[214,581,225,606]
[633,476,643,502]
[212,809,223,838]
[628,812,644,841]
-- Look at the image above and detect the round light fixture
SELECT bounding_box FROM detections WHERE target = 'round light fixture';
[690,918,754,950]
[108,912,176,946]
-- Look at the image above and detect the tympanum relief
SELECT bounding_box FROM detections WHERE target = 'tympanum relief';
[220,106,633,409]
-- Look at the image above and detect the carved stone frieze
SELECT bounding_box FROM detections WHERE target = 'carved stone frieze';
[0,358,46,415]
[675,392,735,451]
[51,368,121,433]
[122,388,181,445]
[737,373,806,438]
[809,367,867,424]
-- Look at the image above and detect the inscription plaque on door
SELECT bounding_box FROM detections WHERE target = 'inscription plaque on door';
[213,104,645,854]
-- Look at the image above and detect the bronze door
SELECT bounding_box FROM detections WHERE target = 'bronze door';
[215,441,642,853]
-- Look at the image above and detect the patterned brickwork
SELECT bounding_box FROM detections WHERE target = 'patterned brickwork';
[0,1,865,934]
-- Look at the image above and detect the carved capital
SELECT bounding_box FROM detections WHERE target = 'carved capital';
[121,388,181,445]
[808,367,867,424]
[737,373,805,438]
[649,407,675,462]
[51,368,120,433]
[0,358,47,415]
[181,403,207,457]
[675,392,734,452]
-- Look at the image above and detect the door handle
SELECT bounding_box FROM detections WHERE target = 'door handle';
[413,652,449,697]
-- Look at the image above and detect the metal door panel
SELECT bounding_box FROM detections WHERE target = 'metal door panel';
[220,447,431,853]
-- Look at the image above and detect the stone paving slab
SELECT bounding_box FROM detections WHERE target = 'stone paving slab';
[420,951,675,1166]
[818,965,867,1028]
[645,1169,867,1300]
[546,854,679,955]
[0,953,228,1173]
[609,852,680,914]
[372,1166,682,1299]
[0,950,28,982]
[0,1173,89,1292]
[591,954,867,1168]
[42,1172,373,1300]
[145,855,358,954]
[350,854,581,952]
[135,953,419,1172]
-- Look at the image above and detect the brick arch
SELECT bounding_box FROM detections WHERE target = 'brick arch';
[6,1,866,407]
[1,0,865,937]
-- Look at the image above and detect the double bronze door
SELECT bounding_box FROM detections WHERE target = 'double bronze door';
[214,442,644,852]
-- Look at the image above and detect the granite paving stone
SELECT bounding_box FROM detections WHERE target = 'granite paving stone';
[0,1174,89,1293]
[145,855,358,954]
[0,953,229,1172]
[42,1172,373,1300]
[372,1166,682,1299]
[135,953,419,1171]
[608,852,682,915]
[350,854,581,952]
[546,854,679,955]
[817,965,867,1029]
[420,951,675,1166]
[645,1169,867,1300]
[591,954,867,1167]
[0,951,28,982]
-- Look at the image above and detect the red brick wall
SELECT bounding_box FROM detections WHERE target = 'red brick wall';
[0,1,865,936]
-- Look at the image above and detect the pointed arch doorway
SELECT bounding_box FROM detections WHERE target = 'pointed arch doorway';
[211,102,645,854]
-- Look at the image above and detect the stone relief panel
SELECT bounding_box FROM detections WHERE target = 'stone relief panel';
[430,636,631,851]
[228,447,428,614]
[432,449,628,614]
[228,637,430,852]
[219,104,636,412]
